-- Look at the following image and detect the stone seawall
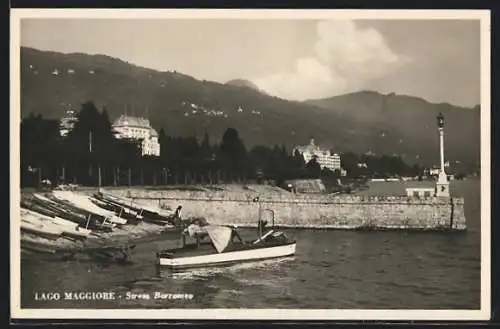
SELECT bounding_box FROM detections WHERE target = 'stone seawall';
[106,188,467,231]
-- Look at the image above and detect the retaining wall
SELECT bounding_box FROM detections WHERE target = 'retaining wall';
[107,188,467,231]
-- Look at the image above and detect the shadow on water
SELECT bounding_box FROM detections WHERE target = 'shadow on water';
[98,257,298,309]
[155,256,297,280]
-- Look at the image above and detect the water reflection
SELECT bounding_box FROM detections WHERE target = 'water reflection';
[155,256,296,280]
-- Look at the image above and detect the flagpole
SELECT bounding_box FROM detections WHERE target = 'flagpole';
[89,130,92,153]
[88,129,93,183]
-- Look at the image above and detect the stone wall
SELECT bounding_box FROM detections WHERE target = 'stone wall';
[106,188,467,231]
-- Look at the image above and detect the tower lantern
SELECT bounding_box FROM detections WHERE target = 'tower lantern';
[435,112,450,197]
[437,112,444,128]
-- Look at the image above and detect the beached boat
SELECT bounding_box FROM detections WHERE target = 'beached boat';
[37,193,118,229]
[51,191,128,225]
[21,208,92,239]
[52,218,91,240]
[95,191,175,226]
[157,219,296,269]
[89,197,143,224]
[21,218,63,240]
[29,195,114,232]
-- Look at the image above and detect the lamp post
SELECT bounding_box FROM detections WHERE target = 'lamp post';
[436,113,450,197]
[437,113,445,173]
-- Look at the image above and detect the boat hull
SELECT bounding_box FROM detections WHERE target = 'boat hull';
[61,231,88,241]
[157,242,296,269]
[21,226,61,240]
[51,191,126,225]
[96,192,173,226]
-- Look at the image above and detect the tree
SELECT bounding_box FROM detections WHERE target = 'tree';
[200,131,212,160]
[305,155,321,179]
[63,101,142,185]
[249,145,273,180]
[341,152,360,177]
[20,113,62,186]
[67,102,104,153]
[99,108,115,144]
[293,149,305,168]
[219,128,248,180]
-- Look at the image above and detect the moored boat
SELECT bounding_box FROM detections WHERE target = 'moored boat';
[157,211,296,270]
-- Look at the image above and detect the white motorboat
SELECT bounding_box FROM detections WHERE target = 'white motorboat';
[157,213,296,270]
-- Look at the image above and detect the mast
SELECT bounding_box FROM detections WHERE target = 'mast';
[88,130,92,153]
[88,130,93,179]
[253,195,262,238]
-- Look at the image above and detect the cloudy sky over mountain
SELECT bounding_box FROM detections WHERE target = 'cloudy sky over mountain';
[21,18,481,107]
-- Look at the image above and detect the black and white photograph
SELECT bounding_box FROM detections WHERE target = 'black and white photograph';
[10,9,490,320]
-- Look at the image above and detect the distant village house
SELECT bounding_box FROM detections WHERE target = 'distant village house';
[59,109,78,137]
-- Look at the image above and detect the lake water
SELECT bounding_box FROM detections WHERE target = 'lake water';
[20,179,482,309]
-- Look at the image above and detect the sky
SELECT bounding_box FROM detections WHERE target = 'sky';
[21,18,481,107]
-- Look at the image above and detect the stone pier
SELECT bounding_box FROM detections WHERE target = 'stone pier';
[106,186,467,231]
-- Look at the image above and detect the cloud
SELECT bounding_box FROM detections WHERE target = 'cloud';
[252,20,407,100]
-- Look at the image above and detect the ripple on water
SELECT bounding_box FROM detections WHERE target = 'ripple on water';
[20,180,481,309]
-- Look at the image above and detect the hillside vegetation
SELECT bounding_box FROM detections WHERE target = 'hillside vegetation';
[20,47,481,171]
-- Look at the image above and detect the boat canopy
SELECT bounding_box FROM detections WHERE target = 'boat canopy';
[205,225,233,253]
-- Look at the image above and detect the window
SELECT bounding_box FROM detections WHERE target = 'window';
[424,191,431,197]
[413,191,419,198]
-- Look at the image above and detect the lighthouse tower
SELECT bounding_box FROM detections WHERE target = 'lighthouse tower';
[436,113,450,197]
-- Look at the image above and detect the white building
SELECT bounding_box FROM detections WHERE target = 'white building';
[59,109,78,137]
[112,115,160,157]
[293,139,342,172]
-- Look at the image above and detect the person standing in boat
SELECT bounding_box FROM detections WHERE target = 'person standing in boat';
[257,219,268,237]
[230,226,244,244]
[170,205,183,227]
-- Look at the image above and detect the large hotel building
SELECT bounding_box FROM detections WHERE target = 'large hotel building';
[111,115,160,157]
[293,139,343,172]
[59,110,160,157]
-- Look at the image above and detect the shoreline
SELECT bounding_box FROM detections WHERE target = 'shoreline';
[18,181,468,259]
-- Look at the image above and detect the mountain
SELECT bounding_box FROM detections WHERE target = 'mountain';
[20,47,481,171]
[305,91,481,170]
[225,79,265,94]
